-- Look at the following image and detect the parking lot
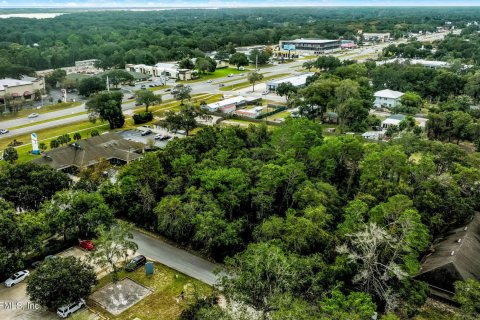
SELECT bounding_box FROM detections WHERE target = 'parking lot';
[119,128,186,148]
[0,247,99,320]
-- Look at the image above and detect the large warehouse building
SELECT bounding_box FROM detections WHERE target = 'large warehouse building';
[275,39,341,57]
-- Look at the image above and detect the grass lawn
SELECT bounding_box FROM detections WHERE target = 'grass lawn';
[147,85,170,91]
[179,68,244,83]
[219,73,290,91]
[89,262,212,320]
[0,101,82,122]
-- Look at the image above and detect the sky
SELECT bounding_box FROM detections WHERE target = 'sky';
[0,0,480,8]
[1,0,480,8]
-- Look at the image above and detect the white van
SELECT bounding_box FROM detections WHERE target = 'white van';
[56,299,85,318]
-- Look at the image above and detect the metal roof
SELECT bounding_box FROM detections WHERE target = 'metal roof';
[416,213,480,292]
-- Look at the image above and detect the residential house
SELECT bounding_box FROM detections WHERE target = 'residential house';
[374,89,404,109]
[415,213,480,300]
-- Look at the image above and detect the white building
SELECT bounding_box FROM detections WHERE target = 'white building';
[125,62,194,81]
[362,131,384,140]
[376,58,472,70]
[202,96,247,113]
[266,73,314,92]
[374,89,404,109]
[362,32,391,42]
[381,114,427,129]
[234,107,263,119]
[36,59,102,77]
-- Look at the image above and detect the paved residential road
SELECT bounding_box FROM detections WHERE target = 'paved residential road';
[132,229,218,286]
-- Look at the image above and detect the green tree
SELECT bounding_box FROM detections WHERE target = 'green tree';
[45,69,67,88]
[73,132,82,141]
[399,91,423,113]
[27,256,96,310]
[3,147,18,163]
[455,279,480,319]
[135,90,162,112]
[249,49,271,65]
[89,221,138,282]
[0,162,70,210]
[90,129,100,137]
[229,52,249,69]
[78,76,106,97]
[102,69,134,88]
[179,58,195,69]
[42,190,114,241]
[276,82,297,101]
[86,91,125,129]
[248,71,263,92]
[172,84,192,105]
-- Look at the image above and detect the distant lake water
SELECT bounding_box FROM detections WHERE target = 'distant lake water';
[0,13,65,19]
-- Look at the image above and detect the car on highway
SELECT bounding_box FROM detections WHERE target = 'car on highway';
[239,73,244,76]
[4,270,30,287]
[227,74,234,77]
[219,84,225,87]
[125,255,147,272]
[0,129,9,134]
[206,80,213,83]
[165,88,172,92]
[262,90,269,95]
[127,95,135,100]
[57,298,86,318]
[79,240,94,251]
[27,113,39,118]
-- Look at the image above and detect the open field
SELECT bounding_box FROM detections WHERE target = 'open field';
[179,67,244,83]
[89,261,212,320]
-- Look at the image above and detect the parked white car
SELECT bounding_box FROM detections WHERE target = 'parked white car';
[56,298,86,318]
[4,270,30,287]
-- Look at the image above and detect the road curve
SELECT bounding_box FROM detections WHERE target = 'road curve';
[132,229,218,286]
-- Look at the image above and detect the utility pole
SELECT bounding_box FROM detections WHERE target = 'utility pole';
[256,54,258,71]
[106,75,110,92]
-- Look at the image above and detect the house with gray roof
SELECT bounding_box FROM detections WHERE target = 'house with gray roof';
[415,213,480,299]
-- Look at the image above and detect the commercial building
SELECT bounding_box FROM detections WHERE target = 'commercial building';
[266,73,314,92]
[374,89,404,109]
[377,58,473,70]
[202,96,247,113]
[340,40,357,50]
[32,132,145,173]
[275,39,341,57]
[36,59,102,77]
[234,106,263,119]
[362,32,391,42]
[0,76,44,101]
[125,62,194,81]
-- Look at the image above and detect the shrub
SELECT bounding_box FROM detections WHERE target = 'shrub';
[133,111,153,124]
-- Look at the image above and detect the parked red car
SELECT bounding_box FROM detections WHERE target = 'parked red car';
[79,240,94,251]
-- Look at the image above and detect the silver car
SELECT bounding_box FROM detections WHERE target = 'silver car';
[28,113,39,118]
[4,270,30,287]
